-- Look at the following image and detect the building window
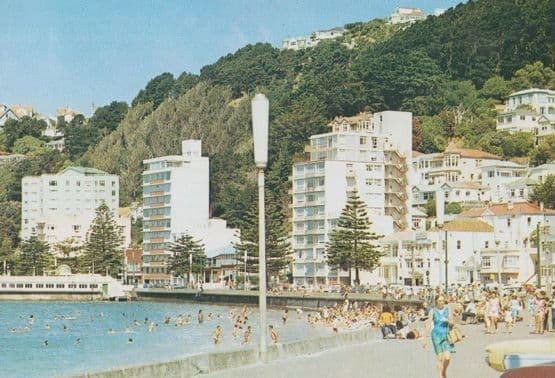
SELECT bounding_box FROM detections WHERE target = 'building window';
[360,137,367,145]
[507,218,511,227]
[73,225,81,232]
[482,257,491,268]
[456,240,461,250]
[527,217,531,226]
[76,181,81,186]
[484,241,489,249]
[49,180,57,186]
[371,137,378,149]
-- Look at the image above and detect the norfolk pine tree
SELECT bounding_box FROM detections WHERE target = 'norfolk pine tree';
[83,202,123,277]
[235,198,292,285]
[326,189,383,286]
[17,235,52,275]
[168,233,206,283]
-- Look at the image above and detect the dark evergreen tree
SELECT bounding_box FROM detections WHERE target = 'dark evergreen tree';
[82,203,123,276]
[326,190,383,286]
[530,175,555,209]
[235,198,292,284]
[167,234,206,282]
[17,235,51,275]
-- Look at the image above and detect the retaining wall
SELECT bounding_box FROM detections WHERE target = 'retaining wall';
[78,327,378,378]
[136,289,421,310]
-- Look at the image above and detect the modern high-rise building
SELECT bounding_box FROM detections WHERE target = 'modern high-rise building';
[21,167,120,245]
[141,140,209,285]
[291,111,413,287]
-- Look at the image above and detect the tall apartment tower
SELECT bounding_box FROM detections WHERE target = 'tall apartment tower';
[21,167,120,245]
[291,111,412,287]
[141,140,209,285]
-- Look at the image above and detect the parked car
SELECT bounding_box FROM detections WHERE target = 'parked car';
[485,339,555,372]
[500,364,555,378]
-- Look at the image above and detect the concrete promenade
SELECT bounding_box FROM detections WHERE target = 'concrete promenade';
[207,313,549,378]
[137,288,421,309]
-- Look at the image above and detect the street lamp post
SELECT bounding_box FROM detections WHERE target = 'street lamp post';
[252,93,269,358]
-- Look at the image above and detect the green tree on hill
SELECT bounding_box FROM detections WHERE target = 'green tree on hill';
[530,175,555,209]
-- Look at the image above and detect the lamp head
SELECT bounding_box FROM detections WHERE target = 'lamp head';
[251,93,269,168]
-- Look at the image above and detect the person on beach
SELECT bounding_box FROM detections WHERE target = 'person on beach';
[486,291,500,334]
[269,325,278,343]
[423,296,454,378]
[378,306,396,339]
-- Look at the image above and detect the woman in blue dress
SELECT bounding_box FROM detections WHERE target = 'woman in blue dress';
[425,295,454,378]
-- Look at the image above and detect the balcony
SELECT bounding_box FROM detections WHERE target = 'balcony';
[144,190,169,198]
[145,214,170,221]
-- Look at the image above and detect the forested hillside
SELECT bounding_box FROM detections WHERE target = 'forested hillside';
[82,0,554,226]
[0,0,552,253]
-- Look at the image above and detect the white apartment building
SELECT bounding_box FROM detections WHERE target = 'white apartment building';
[389,7,427,24]
[459,202,555,284]
[528,162,555,183]
[496,88,555,140]
[412,181,490,209]
[282,27,345,50]
[142,140,237,285]
[381,219,494,287]
[536,114,555,145]
[21,167,120,246]
[291,111,412,286]
[481,161,528,202]
[412,146,503,186]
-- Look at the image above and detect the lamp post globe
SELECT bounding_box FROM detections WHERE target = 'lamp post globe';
[251,93,269,169]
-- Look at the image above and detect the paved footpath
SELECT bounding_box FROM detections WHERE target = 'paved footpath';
[207,314,553,378]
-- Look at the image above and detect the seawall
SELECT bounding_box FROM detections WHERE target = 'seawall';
[0,292,102,301]
[77,326,379,378]
[136,288,422,309]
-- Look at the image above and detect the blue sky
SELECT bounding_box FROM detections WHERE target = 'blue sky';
[1,0,462,116]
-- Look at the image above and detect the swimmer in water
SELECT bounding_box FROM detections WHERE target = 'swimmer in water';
[243,326,252,344]
[212,325,223,345]
[44,340,48,347]
[269,325,278,343]
[128,338,133,343]
[108,328,115,335]
[76,338,81,344]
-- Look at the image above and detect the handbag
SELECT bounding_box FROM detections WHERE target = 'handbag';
[447,326,463,344]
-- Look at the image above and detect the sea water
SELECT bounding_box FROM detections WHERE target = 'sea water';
[0,301,328,377]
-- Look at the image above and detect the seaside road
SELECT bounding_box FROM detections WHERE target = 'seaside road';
[206,314,548,378]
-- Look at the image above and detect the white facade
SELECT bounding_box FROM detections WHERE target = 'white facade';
[528,162,555,183]
[459,202,555,284]
[481,161,528,202]
[282,27,345,50]
[21,167,120,246]
[292,111,412,286]
[389,7,427,24]
[412,147,503,186]
[496,88,555,138]
[142,140,237,285]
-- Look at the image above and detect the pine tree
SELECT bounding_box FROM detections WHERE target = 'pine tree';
[167,234,206,283]
[17,235,52,275]
[82,202,123,277]
[235,198,292,285]
[326,189,383,286]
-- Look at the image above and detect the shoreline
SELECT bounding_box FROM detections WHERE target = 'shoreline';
[75,325,379,378]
